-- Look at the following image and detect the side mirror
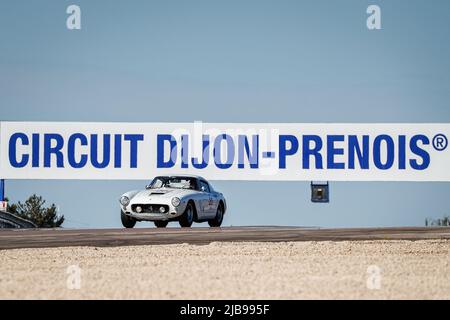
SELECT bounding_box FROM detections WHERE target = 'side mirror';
[201,186,206,192]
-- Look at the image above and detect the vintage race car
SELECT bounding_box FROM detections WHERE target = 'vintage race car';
[119,175,227,228]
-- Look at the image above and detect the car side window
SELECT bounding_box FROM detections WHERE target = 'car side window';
[200,180,210,193]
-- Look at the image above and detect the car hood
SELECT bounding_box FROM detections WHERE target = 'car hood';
[130,188,197,203]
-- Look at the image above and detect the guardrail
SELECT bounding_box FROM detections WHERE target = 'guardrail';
[0,211,36,228]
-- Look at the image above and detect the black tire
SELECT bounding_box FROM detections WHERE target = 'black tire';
[121,211,136,228]
[179,202,194,227]
[208,203,224,227]
[154,221,168,228]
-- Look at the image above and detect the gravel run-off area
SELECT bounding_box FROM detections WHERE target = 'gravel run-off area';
[1,240,450,299]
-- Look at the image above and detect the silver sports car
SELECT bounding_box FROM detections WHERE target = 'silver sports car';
[119,175,227,228]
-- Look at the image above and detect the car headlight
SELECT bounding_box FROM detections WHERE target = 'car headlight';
[120,196,130,206]
[171,197,181,207]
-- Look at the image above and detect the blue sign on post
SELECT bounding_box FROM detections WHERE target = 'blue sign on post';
[0,179,4,201]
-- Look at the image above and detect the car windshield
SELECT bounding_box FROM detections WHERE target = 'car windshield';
[148,176,197,190]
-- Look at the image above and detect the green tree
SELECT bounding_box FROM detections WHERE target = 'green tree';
[425,216,450,227]
[7,194,64,228]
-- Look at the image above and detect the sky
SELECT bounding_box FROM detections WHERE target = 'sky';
[0,0,449,228]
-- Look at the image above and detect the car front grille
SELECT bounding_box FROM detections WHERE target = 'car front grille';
[131,204,170,214]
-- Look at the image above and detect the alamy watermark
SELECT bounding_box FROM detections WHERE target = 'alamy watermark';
[66,264,82,290]
[366,265,382,290]
[66,5,81,30]
[65,4,381,31]
[367,5,381,30]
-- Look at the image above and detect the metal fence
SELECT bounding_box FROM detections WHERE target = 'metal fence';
[0,211,36,228]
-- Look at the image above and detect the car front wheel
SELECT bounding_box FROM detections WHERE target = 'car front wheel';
[121,211,136,228]
[179,202,194,227]
[208,204,224,227]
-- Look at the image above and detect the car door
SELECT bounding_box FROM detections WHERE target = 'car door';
[199,180,214,216]
[210,191,220,213]
[207,184,220,214]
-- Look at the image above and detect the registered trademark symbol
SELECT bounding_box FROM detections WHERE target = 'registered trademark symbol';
[432,134,448,151]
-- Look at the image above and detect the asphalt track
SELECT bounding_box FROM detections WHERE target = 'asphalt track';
[1,226,450,249]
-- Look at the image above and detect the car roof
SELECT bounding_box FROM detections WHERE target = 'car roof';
[156,174,207,181]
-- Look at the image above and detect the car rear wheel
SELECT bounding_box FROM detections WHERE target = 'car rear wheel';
[121,211,136,228]
[179,202,194,227]
[208,204,224,227]
[154,221,168,228]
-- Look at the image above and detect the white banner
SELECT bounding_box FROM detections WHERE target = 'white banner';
[0,121,449,181]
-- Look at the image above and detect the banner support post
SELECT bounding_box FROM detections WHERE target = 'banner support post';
[0,179,4,201]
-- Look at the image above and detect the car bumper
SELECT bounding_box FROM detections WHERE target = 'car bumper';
[125,212,178,221]
[121,202,186,221]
